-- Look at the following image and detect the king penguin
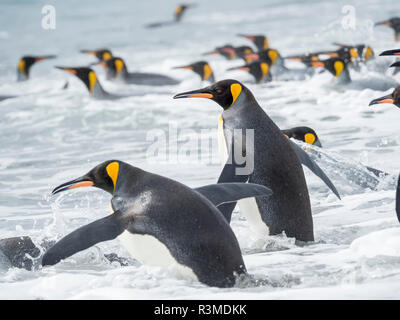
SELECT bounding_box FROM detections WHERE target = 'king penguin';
[310,58,351,84]
[173,61,215,83]
[80,49,113,61]
[42,160,272,287]
[281,126,322,147]
[375,17,400,41]
[17,55,56,81]
[174,80,333,242]
[55,66,134,100]
[238,34,269,51]
[95,57,180,85]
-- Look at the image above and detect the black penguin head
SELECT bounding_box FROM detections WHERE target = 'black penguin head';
[52,160,122,196]
[204,45,236,60]
[375,17,400,41]
[55,66,99,95]
[173,61,215,82]
[174,4,194,21]
[238,34,269,51]
[17,55,56,80]
[281,126,322,147]
[311,58,347,77]
[174,79,252,110]
[247,49,280,65]
[95,57,127,79]
[369,86,400,108]
[80,49,113,61]
[233,46,254,61]
[228,61,270,84]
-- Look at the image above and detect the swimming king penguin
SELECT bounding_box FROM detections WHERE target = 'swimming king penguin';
[310,58,351,84]
[95,57,180,85]
[17,55,56,81]
[237,34,269,51]
[173,61,215,83]
[55,66,133,100]
[174,80,342,242]
[375,17,400,41]
[80,49,113,61]
[227,61,272,84]
[42,160,272,287]
[281,127,322,147]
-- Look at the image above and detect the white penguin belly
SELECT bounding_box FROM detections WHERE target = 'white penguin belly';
[117,231,198,281]
[218,116,269,237]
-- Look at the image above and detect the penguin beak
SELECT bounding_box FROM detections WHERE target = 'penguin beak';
[390,61,400,68]
[245,53,260,61]
[237,34,255,41]
[369,94,394,106]
[375,20,392,27]
[90,61,107,67]
[227,66,250,72]
[310,61,325,68]
[173,65,194,70]
[80,50,96,56]
[52,176,94,195]
[34,55,56,62]
[203,50,219,56]
[380,49,400,56]
[55,66,78,75]
[173,88,214,100]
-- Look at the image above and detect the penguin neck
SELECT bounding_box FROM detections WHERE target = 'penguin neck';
[91,81,110,99]
[337,68,351,84]
[222,90,259,120]
[113,165,146,198]
[17,70,28,82]
[119,66,130,80]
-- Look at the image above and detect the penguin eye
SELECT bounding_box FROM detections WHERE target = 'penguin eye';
[215,87,223,95]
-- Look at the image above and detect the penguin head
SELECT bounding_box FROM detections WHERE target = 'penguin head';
[174,79,252,110]
[55,66,99,95]
[281,127,322,147]
[311,58,347,78]
[204,45,236,60]
[80,49,113,61]
[369,86,400,108]
[173,61,215,82]
[174,4,194,21]
[95,57,127,80]
[375,17,400,40]
[17,55,56,81]
[52,160,122,196]
[238,34,269,51]
[247,49,280,66]
[228,61,270,84]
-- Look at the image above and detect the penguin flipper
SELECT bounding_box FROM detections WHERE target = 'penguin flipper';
[215,141,250,222]
[290,141,341,200]
[195,183,272,207]
[42,211,126,266]
[396,174,400,224]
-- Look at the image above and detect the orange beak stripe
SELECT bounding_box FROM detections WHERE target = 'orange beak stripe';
[188,93,214,99]
[68,181,94,189]
[377,98,394,104]
[62,68,78,75]
[311,61,324,68]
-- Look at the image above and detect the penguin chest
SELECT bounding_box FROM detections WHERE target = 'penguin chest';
[218,116,269,237]
[117,231,198,281]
